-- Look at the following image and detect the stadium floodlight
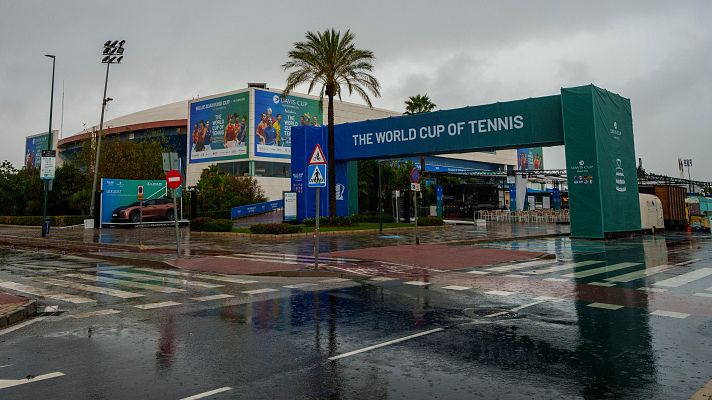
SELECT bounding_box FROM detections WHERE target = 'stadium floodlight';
[90,40,127,217]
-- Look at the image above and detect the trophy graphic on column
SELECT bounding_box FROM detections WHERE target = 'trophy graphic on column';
[615,158,627,192]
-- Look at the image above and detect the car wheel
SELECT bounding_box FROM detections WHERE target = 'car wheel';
[129,210,140,223]
[166,209,174,221]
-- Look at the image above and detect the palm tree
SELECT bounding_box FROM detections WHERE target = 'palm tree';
[283,29,381,217]
[404,94,436,114]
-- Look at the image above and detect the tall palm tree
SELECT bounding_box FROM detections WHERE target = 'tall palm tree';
[283,29,381,217]
[404,94,436,115]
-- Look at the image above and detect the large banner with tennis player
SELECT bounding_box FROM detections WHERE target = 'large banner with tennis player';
[189,91,249,163]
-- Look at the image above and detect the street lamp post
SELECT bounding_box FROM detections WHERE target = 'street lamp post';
[684,158,693,193]
[41,55,56,237]
[89,40,125,222]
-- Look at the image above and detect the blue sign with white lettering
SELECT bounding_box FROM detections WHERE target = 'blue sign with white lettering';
[307,164,327,188]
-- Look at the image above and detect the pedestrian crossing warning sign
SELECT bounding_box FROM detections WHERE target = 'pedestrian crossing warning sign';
[308,144,327,165]
[307,164,327,188]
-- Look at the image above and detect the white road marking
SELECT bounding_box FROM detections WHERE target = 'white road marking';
[524,260,604,275]
[543,278,568,282]
[484,311,510,318]
[650,310,689,319]
[694,292,712,298]
[441,285,471,291]
[638,287,668,293]
[64,273,185,293]
[328,328,444,361]
[369,277,397,282]
[466,270,490,275]
[133,268,258,284]
[653,268,712,288]
[485,290,515,296]
[283,283,317,289]
[504,274,527,278]
[250,251,362,263]
[241,288,279,295]
[34,277,143,299]
[0,365,10,369]
[70,309,121,319]
[134,301,182,310]
[563,262,640,279]
[191,294,234,302]
[534,296,563,302]
[218,255,299,265]
[98,270,223,288]
[486,260,554,273]
[510,300,547,312]
[604,265,673,283]
[587,302,623,310]
[0,281,95,304]
[320,278,352,283]
[0,317,47,337]
[404,281,431,286]
[674,258,701,266]
[0,371,65,390]
[180,386,233,400]
[588,282,617,287]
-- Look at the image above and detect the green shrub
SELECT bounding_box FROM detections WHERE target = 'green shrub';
[302,216,352,226]
[196,209,232,219]
[249,223,302,235]
[417,216,444,226]
[351,212,395,223]
[190,217,233,232]
[0,215,91,226]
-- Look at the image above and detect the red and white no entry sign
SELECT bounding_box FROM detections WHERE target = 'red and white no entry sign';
[166,169,182,189]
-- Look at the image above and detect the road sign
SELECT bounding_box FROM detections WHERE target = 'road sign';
[162,152,180,172]
[166,169,182,190]
[411,183,421,192]
[137,185,144,201]
[308,144,327,165]
[40,150,56,180]
[410,168,420,184]
[307,164,327,188]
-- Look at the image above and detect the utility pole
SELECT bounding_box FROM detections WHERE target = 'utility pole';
[41,54,56,238]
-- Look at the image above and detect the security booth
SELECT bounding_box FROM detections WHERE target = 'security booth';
[292,84,641,239]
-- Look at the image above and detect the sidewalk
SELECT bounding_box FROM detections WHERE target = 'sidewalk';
[0,292,36,330]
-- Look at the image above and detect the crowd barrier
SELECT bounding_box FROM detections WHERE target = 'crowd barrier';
[475,209,570,223]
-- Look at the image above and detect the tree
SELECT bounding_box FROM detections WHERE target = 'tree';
[77,137,168,181]
[283,29,381,217]
[404,94,437,114]
[195,165,266,213]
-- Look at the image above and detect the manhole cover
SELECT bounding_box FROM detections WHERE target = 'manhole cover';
[463,307,520,320]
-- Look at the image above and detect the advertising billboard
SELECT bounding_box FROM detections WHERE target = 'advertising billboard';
[254,89,323,159]
[24,133,51,169]
[189,92,249,163]
[100,178,167,225]
[517,148,544,171]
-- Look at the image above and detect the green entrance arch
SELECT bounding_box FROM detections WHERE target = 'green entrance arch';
[292,84,640,238]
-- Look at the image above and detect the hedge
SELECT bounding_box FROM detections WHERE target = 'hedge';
[190,217,233,232]
[417,216,444,226]
[302,216,353,227]
[351,212,395,224]
[249,223,303,235]
[0,215,91,227]
[195,209,232,220]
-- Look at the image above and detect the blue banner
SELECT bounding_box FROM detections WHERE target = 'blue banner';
[100,178,167,225]
[231,199,284,219]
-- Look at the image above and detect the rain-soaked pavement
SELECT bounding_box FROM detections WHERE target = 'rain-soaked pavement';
[1,232,712,399]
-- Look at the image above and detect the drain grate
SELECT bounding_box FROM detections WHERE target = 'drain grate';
[463,307,520,320]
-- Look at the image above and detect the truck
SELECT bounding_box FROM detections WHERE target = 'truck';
[638,185,687,229]
[685,196,712,232]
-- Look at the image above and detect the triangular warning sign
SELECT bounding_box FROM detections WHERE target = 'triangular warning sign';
[308,144,327,165]
[308,166,326,186]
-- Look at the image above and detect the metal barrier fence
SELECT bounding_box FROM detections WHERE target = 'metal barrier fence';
[475,209,570,223]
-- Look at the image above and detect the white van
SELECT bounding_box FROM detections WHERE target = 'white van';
[639,193,664,233]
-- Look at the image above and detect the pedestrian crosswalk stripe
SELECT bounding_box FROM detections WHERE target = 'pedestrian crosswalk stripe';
[486,290,515,296]
[674,258,701,266]
[562,262,640,279]
[320,278,352,283]
[441,285,470,291]
[242,288,279,295]
[369,277,398,281]
[133,268,258,284]
[0,281,95,304]
[34,277,144,299]
[98,270,223,288]
[64,273,185,293]
[650,310,689,319]
[0,371,65,390]
[191,294,234,302]
[653,268,712,288]
[638,287,667,293]
[134,301,182,310]
[543,278,568,282]
[588,282,617,287]
[524,260,603,275]
[587,302,623,310]
[466,270,490,275]
[504,274,527,278]
[70,309,121,319]
[283,283,317,289]
[404,281,431,286]
[604,265,673,283]
[486,260,554,273]
[694,292,712,298]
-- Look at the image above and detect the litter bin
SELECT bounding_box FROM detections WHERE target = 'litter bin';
[42,218,51,237]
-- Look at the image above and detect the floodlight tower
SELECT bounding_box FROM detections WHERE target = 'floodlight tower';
[89,40,125,219]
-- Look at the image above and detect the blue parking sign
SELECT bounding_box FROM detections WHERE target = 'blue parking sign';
[307,164,327,188]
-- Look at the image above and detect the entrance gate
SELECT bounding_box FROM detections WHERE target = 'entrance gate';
[291,84,640,239]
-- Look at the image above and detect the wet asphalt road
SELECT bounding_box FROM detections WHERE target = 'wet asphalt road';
[1,232,712,399]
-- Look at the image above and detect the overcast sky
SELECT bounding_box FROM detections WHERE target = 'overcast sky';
[1,1,710,178]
